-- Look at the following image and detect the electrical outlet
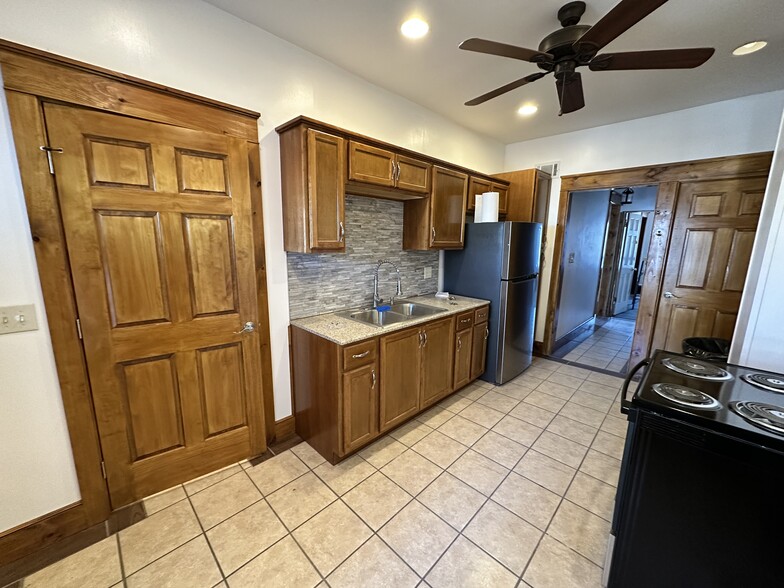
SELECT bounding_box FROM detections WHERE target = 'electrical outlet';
[424,266,432,279]
[0,304,38,334]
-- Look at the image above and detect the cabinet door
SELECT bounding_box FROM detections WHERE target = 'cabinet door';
[342,362,379,454]
[348,141,395,187]
[396,155,431,193]
[308,129,346,249]
[453,328,473,390]
[493,183,509,215]
[420,318,455,408]
[431,166,468,248]
[470,323,489,381]
[467,177,491,212]
[380,327,422,432]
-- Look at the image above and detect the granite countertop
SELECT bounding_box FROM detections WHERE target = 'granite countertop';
[290,294,490,346]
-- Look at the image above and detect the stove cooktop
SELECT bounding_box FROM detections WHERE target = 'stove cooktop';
[631,351,784,451]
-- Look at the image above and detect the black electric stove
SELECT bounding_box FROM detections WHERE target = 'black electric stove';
[605,350,784,588]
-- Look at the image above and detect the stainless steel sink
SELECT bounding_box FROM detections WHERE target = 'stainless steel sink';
[388,301,447,317]
[338,308,409,327]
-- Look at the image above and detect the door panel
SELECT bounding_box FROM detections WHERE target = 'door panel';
[380,327,421,432]
[453,329,473,390]
[613,212,642,315]
[348,141,395,187]
[396,155,430,193]
[420,318,454,407]
[343,362,379,453]
[651,178,766,353]
[44,103,266,506]
[308,130,345,249]
[470,323,488,381]
[467,177,491,212]
[430,166,468,248]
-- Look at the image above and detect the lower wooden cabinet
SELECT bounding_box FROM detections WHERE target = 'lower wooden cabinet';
[290,304,489,463]
[343,362,379,453]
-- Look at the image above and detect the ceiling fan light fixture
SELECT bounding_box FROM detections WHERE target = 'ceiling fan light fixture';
[732,41,767,56]
[401,18,429,39]
[517,103,539,116]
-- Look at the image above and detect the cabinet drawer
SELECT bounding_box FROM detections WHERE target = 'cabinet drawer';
[455,311,474,330]
[343,339,378,371]
[475,306,489,324]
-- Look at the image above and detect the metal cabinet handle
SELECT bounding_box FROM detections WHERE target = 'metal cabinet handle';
[423,331,428,346]
[484,326,489,340]
[431,227,436,243]
[352,350,370,359]
[339,221,345,242]
[397,162,401,180]
[234,321,255,334]
[457,336,462,351]
[371,369,376,389]
[419,332,425,347]
[460,318,471,324]
[663,291,679,299]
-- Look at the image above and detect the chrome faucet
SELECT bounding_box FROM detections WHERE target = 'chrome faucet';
[373,259,403,307]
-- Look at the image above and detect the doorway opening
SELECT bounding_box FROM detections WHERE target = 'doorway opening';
[548,185,657,374]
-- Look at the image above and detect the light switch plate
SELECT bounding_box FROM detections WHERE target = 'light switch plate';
[424,266,432,279]
[0,304,38,334]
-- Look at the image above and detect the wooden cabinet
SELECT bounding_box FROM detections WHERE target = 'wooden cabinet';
[343,362,379,453]
[453,327,473,390]
[379,326,422,432]
[467,176,510,215]
[420,317,455,408]
[279,125,345,252]
[431,167,468,248]
[493,168,552,223]
[348,140,430,194]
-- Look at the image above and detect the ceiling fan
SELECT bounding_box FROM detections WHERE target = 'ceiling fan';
[459,0,715,115]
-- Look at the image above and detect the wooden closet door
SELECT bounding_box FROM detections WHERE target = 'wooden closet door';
[44,103,266,507]
[651,177,766,352]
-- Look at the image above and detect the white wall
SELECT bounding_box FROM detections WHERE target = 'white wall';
[504,90,784,341]
[0,74,81,532]
[0,0,504,531]
[731,108,784,370]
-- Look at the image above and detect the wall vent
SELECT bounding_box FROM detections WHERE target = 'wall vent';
[536,161,560,177]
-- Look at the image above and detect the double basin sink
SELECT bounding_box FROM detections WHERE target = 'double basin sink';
[338,300,447,327]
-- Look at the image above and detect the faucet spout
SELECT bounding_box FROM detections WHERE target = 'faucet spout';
[373,259,403,307]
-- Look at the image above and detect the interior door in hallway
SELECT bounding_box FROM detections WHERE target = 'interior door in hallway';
[613,212,642,316]
[650,177,766,352]
[44,103,266,507]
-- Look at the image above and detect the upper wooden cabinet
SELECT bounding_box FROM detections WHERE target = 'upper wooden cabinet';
[467,176,509,215]
[280,126,346,252]
[431,167,468,248]
[493,168,551,223]
[348,141,430,194]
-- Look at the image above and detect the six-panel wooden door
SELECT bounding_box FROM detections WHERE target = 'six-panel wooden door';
[44,103,266,506]
[651,178,766,352]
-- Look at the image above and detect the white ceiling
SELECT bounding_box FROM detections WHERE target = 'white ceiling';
[204,0,784,144]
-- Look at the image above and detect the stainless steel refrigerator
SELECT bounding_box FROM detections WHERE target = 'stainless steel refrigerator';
[444,222,542,384]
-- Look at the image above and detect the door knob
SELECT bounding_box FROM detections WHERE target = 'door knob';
[663,292,679,299]
[235,321,256,334]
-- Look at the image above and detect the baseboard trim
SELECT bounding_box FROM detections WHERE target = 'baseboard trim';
[273,415,296,442]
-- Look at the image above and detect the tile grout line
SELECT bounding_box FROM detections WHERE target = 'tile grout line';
[115,532,128,588]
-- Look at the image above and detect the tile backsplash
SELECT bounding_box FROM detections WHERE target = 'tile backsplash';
[287,195,439,319]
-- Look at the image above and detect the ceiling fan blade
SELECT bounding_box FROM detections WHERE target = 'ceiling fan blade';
[459,38,553,64]
[589,48,715,71]
[574,0,669,55]
[556,72,585,115]
[465,72,546,106]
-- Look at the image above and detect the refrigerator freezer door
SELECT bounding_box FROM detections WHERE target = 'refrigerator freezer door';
[502,222,543,280]
[496,277,538,383]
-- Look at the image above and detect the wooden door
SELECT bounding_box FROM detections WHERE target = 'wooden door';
[420,318,455,407]
[613,212,642,315]
[342,362,379,453]
[396,155,430,193]
[453,328,473,390]
[44,103,266,507]
[431,166,468,248]
[470,323,489,380]
[308,130,346,249]
[467,177,491,212]
[380,327,421,432]
[348,141,395,187]
[651,178,766,352]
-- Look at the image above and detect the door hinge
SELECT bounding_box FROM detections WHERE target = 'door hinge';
[39,146,63,174]
[100,461,107,479]
[75,317,83,340]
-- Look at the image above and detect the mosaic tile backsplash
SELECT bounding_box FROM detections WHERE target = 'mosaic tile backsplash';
[287,195,439,319]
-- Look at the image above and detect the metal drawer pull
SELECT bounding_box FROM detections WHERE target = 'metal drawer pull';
[371,369,376,389]
[663,291,679,299]
[352,350,370,359]
[339,221,345,242]
[460,318,471,324]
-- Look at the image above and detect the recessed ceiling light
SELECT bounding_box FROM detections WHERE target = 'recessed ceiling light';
[733,41,767,56]
[401,18,429,39]
[517,104,538,116]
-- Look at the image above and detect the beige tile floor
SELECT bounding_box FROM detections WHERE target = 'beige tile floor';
[19,357,628,588]
[560,318,636,373]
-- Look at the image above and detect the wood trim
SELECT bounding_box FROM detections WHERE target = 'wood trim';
[0,40,259,141]
[274,416,297,442]
[0,91,111,566]
[543,152,773,356]
[247,142,276,441]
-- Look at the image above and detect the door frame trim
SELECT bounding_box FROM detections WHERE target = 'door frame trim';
[0,39,273,567]
[543,152,773,361]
